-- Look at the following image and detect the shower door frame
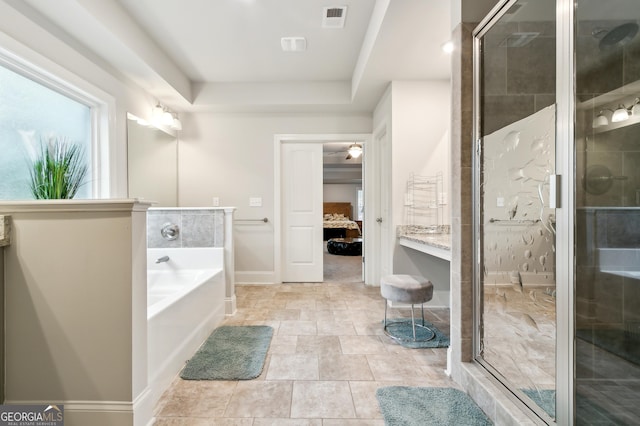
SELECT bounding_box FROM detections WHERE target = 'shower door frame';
[471,0,575,424]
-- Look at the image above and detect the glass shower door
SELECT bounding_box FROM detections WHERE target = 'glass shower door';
[575,0,640,423]
[474,0,557,422]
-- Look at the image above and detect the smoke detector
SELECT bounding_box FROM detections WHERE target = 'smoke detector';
[322,6,347,28]
[281,37,307,52]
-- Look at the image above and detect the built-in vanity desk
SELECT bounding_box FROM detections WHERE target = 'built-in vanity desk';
[395,225,451,307]
[397,225,451,261]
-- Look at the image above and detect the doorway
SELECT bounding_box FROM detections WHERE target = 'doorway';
[322,142,364,283]
[274,133,373,284]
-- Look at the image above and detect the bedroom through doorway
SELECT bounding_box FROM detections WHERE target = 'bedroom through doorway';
[323,142,364,283]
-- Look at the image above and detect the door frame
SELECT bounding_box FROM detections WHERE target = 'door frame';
[274,133,372,284]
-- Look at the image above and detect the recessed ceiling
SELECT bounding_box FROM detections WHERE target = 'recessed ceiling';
[19,0,452,113]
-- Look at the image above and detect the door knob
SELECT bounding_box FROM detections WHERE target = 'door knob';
[376,217,383,223]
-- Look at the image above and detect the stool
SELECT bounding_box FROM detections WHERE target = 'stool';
[380,274,434,342]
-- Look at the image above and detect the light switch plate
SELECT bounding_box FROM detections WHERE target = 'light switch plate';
[497,197,505,207]
[249,197,262,207]
[212,197,220,207]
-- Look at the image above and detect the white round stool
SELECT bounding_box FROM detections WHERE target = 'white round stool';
[380,274,435,342]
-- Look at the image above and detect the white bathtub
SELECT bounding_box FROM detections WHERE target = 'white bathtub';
[147,247,225,405]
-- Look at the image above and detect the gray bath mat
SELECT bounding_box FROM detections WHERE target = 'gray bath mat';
[180,325,273,380]
[376,386,492,425]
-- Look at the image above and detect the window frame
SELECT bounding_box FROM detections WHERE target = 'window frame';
[0,43,114,199]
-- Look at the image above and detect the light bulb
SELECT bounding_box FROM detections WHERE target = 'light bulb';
[347,144,362,158]
[592,111,609,128]
[611,105,630,123]
[162,110,174,126]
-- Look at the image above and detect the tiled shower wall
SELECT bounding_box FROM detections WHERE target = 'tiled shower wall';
[482,20,556,136]
[147,208,224,248]
[575,20,640,329]
[576,209,640,329]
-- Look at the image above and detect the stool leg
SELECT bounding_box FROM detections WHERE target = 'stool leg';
[383,299,388,330]
[410,304,416,340]
[421,303,425,326]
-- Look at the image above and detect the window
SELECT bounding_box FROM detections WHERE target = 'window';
[0,63,93,199]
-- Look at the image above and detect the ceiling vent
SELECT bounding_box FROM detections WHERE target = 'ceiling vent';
[322,6,347,28]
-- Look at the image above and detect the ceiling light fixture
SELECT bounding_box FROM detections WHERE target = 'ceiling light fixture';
[347,143,362,159]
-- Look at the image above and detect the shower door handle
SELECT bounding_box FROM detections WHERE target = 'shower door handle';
[549,174,561,209]
[376,217,383,223]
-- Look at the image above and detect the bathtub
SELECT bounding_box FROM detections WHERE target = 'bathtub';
[147,247,225,404]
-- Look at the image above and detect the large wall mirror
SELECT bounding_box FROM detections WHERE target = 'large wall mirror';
[474,0,557,422]
[127,113,178,206]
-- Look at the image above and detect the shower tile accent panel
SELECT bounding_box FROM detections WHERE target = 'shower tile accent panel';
[147,209,224,248]
[147,211,181,248]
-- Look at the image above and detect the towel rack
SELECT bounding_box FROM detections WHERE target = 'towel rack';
[235,217,269,223]
[488,218,540,225]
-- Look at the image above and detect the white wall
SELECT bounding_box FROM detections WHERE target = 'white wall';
[323,184,361,219]
[178,113,372,283]
[373,80,452,306]
[390,81,451,228]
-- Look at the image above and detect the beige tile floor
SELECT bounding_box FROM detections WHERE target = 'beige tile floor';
[153,282,454,425]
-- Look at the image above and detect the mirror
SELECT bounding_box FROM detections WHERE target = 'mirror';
[126,114,178,206]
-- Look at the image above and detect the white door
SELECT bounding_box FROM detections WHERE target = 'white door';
[281,143,323,282]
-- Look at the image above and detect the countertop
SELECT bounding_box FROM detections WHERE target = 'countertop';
[397,225,451,261]
[0,215,10,247]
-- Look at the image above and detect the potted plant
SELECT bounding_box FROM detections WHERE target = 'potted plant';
[28,136,88,199]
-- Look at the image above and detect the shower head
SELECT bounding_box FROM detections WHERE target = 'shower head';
[599,22,638,51]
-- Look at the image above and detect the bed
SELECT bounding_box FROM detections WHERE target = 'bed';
[323,202,361,240]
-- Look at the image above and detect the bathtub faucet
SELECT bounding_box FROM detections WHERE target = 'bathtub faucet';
[155,255,170,264]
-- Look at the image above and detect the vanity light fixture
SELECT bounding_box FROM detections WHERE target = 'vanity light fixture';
[171,114,183,131]
[592,110,610,128]
[152,103,164,121]
[611,104,630,123]
[161,110,174,126]
[347,143,363,159]
[631,98,640,116]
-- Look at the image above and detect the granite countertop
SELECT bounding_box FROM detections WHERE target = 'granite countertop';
[0,215,10,247]
[397,225,451,251]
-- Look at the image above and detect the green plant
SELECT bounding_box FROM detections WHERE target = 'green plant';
[28,136,88,199]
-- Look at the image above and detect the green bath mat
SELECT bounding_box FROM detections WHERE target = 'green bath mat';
[522,388,555,418]
[383,319,450,349]
[376,387,492,426]
[180,325,273,380]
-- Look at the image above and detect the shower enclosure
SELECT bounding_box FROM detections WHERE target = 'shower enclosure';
[473,0,640,423]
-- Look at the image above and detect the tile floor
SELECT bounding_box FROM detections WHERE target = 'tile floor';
[153,282,454,425]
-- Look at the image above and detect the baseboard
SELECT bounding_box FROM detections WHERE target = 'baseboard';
[235,270,276,284]
[133,387,153,426]
[4,399,135,426]
[225,295,237,316]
